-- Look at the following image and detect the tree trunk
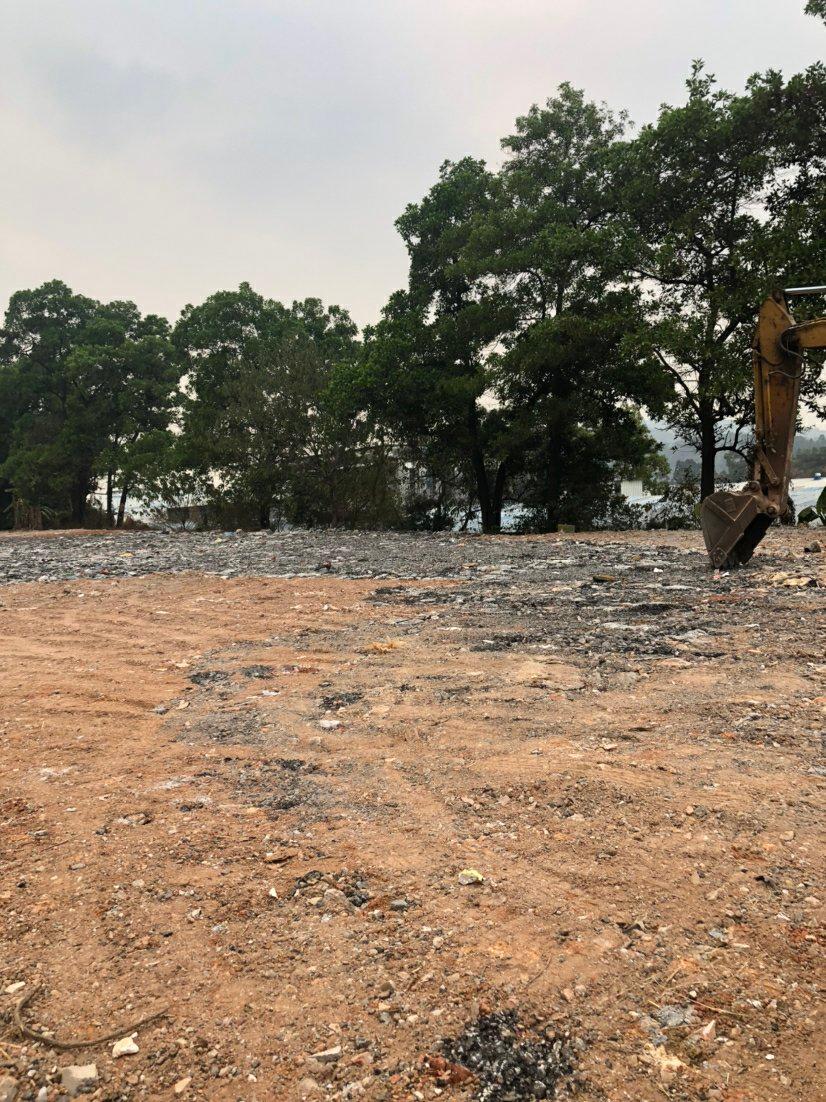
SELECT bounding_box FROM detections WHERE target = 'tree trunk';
[116,483,130,528]
[699,403,717,500]
[467,405,498,534]
[69,479,88,527]
[106,471,114,527]
[258,501,271,529]
[491,459,511,532]
[544,428,563,532]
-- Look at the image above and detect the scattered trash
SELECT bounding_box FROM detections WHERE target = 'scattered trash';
[768,571,819,588]
[365,640,401,653]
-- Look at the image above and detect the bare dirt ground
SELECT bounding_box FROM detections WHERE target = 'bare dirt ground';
[0,529,823,1102]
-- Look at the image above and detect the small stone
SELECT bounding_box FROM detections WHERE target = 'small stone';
[0,1077,18,1102]
[59,1064,98,1097]
[699,1019,716,1042]
[173,1076,193,1094]
[310,1045,342,1064]
[389,898,409,911]
[458,869,484,885]
[319,719,341,730]
[3,982,25,995]
[112,1035,140,1057]
[298,1078,321,1098]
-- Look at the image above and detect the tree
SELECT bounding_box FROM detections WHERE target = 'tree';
[1,281,103,523]
[175,284,374,527]
[79,305,179,526]
[469,85,670,530]
[0,281,179,526]
[805,0,825,24]
[622,62,826,499]
[354,158,517,533]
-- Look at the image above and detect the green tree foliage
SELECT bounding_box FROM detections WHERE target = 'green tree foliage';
[355,87,669,533]
[477,86,670,529]
[175,283,395,528]
[352,158,516,532]
[622,62,826,499]
[805,0,826,24]
[0,281,178,525]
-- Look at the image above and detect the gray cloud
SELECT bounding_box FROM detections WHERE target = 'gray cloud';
[1,0,823,328]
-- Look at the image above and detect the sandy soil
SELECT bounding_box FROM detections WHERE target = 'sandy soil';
[0,531,823,1102]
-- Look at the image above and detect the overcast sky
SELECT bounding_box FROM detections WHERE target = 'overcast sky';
[1,1,823,329]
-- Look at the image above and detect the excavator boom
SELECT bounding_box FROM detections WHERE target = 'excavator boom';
[700,288,826,568]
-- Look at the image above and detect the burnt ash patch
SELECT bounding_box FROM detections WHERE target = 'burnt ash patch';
[442,1010,574,1101]
[320,690,363,710]
[240,664,275,679]
[189,669,230,686]
[235,757,331,819]
[173,710,265,746]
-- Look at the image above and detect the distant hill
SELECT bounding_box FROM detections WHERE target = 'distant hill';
[645,420,826,477]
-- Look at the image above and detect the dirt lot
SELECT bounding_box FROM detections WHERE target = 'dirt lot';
[0,529,823,1102]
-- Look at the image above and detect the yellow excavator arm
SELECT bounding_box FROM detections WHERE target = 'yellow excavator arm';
[701,287,826,569]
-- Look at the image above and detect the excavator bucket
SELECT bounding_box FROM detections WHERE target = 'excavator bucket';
[700,489,772,569]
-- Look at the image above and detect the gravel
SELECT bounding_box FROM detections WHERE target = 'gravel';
[441,1010,573,1101]
[0,525,796,586]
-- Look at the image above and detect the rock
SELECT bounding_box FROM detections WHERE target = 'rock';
[655,1004,695,1029]
[389,898,409,911]
[173,1076,193,1094]
[804,540,823,553]
[59,1064,98,1096]
[310,1045,342,1064]
[458,868,484,886]
[3,982,25,996]
[319,719,341,730]
[0,1077,18,1102]
[323,887,356,914]
[298,1077,322,1098]
[112,1035,140,1057]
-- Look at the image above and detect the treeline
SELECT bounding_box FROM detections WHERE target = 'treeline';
[2,55,825,533]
